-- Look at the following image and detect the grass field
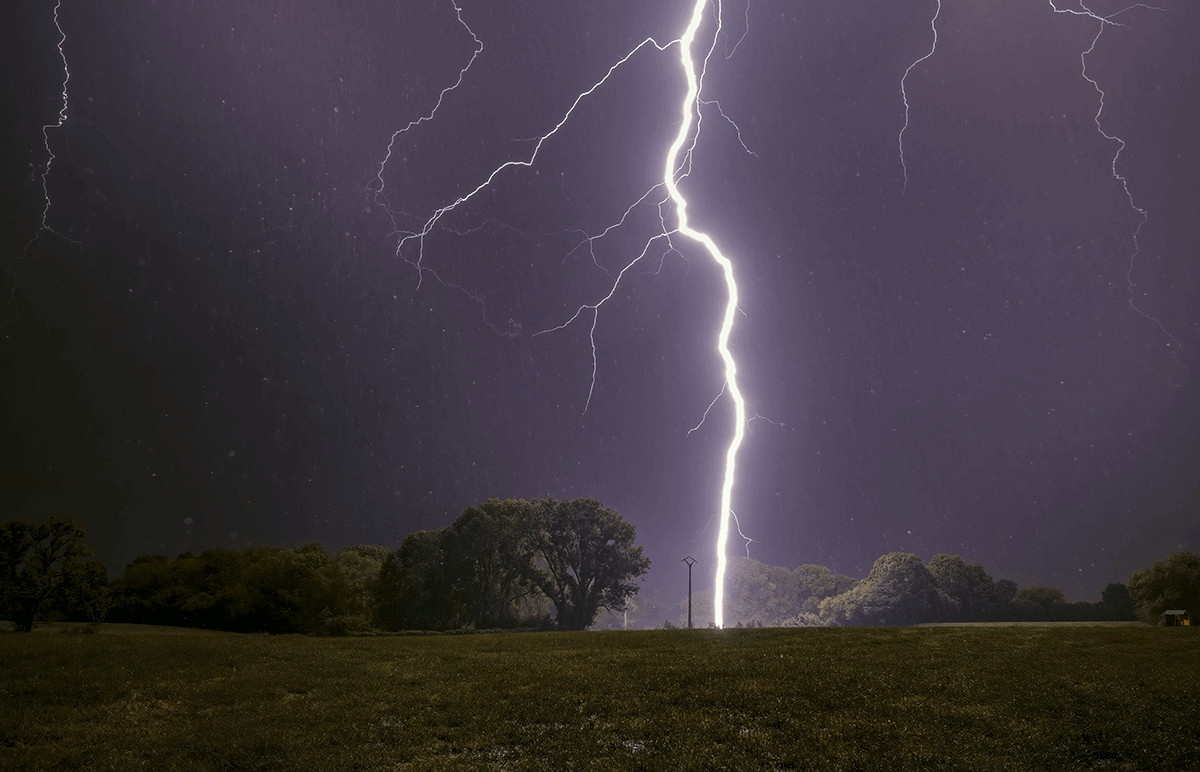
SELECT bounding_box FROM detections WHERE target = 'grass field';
[2,623,1198,770]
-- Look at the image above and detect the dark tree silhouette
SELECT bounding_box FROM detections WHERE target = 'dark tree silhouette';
[1099,583,1136,621]
[375,528,456,630]
[0,516,103,632]
[926,554,997,622]
[445,499,537,628]
[522,498,649,631]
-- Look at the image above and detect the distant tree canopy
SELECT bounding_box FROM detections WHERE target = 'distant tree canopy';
[676,557,858,628]
[675,552,1137,629]
[109,497,643,635]
[0,516,109,632]
[107,543,380,634]
[375,497,649,632]
[820,552,942,627]
[1013,585,1066,615]
[926,554,996,622]
[1099,582,1136,621]
[16,513,1160,635]
[1128,551,1200,625]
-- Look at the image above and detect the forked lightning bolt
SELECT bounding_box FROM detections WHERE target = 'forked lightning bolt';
[902,2,1182,378]
[375,1,751,627]
[1048,1,1184,377]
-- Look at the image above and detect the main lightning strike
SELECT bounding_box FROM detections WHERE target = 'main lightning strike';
[378,1,752,628]
[663,0,746,629]
[548,1,749,627]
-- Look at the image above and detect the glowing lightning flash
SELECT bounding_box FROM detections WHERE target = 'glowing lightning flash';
[377,2,754,628]
[662,0,747,630]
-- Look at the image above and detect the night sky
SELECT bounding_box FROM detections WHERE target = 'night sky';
[4,0,1197,612]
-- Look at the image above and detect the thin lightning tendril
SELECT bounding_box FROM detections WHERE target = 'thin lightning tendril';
[1049,1,1184,379]
[902,2,1183,378]
[724,1,752,60]
[702,98,759,157]
[730,510,756,557]
[747,412,783,431]
[382,28,674,285]
[898,0,941,193]
[38,1,70,237]
[8,0,73,326]
[372,1,483,229]
[534,230,677,412]
[687,382,727,436]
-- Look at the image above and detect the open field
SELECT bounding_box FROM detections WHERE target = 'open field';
[3,624,1198,770]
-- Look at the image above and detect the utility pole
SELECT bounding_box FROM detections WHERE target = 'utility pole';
[682,556,697,629]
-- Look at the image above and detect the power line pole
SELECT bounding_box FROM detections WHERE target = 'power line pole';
[682,556,697,629]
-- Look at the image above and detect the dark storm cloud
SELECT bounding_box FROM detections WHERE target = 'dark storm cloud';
[3,0,1196,608]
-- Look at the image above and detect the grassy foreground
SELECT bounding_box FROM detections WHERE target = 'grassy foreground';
[2,624,1198,770]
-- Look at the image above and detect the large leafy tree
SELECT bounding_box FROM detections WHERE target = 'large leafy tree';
[522,498,650,631]
[1128,551,1200,625]
[820,552,941,626]
[375,528,456,630]
[327,544,390,631]
[1010,585,1066,621]
[926,554,997,622]
[445,499,536,628]
[793,564,858,615]
[1099,583,1136,621]
[0,516,104,632]
[51,559,110,624]
[237,543,335,634]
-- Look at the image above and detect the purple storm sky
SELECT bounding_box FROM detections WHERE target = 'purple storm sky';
[3,0,1197,610]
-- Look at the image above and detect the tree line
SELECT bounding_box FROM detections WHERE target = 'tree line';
[2,497,650,633]
[675,553,1148,628]
[3,511,1198,633]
